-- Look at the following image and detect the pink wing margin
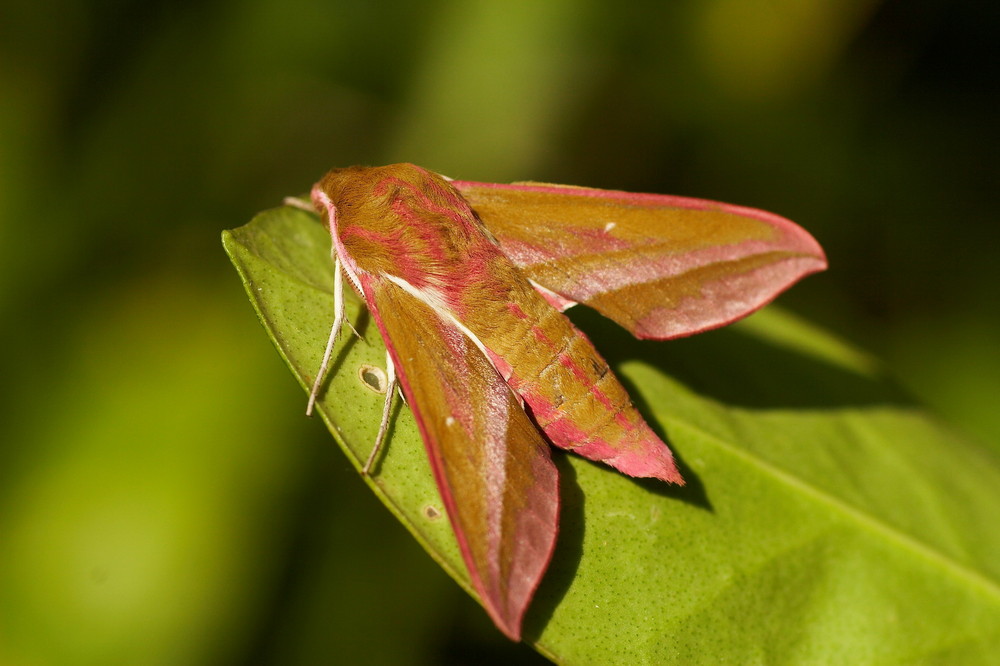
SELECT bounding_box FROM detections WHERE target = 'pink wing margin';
[361,273,560,641]
[453,180,827,340]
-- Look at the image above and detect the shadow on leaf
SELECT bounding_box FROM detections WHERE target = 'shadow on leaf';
[566,306,912,411]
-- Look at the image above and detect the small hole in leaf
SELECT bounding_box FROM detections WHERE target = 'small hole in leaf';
[423,505,442,521]
[358,364,388,394]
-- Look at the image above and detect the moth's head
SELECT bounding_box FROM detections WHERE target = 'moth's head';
[312,165,371,209]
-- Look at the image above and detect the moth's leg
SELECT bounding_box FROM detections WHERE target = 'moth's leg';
[344,313,362,341]
[362,350,396,475]
[307,256,346,415]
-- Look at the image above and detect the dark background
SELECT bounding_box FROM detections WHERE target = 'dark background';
[1,0,997,663]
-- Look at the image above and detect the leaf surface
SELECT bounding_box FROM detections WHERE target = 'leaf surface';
[223,206,1000,664]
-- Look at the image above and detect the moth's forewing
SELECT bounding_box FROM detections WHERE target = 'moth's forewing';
[454,180,827,340]
[365,274,560,640]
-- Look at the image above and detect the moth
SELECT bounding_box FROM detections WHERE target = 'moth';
[306,163,826,640]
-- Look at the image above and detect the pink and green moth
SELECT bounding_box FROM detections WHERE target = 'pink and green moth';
[305,163,826,640]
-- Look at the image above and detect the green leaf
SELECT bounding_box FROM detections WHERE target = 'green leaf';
[223,206,1000,664]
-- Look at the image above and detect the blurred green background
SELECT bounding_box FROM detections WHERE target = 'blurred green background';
[1,0,997,663]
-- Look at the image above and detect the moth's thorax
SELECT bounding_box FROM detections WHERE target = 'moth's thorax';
[313,163,507,308]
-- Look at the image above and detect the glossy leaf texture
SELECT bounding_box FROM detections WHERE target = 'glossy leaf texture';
[223,206,1000,664]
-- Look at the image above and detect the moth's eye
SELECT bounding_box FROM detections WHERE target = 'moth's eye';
[358,364,388,394]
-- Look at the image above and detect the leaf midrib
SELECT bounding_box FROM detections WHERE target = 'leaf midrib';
[666,415,1000,604]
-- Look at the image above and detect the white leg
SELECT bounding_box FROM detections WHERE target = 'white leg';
[362,350,397,475]
[307,256,345,415]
